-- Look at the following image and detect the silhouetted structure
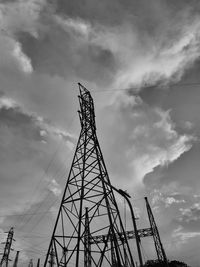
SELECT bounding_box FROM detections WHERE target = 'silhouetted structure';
[145,197,168,266]
[144,260,190,267]
[12,251,19,267]
[44,83,135,267]
[37,258,40,267]
[0,227,14,267]
[88,196,169,266]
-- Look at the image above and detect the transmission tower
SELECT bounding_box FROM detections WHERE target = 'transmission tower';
[44,83,135,267]
[145,197,168,266]
[0,227,14,267]
[12,251,19,267]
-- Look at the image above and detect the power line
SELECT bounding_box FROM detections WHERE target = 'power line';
[90,81,200,93]
[16,115,77,231]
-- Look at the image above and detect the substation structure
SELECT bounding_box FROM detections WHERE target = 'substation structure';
[44,83,135,267]
[43,84,169,267]
[0,84,167,267]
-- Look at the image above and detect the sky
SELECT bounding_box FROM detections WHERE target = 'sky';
[0,0,200,266]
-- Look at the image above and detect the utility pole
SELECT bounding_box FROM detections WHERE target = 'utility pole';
[12,251,19,267]
[0,227,14,267]
[44,83,135,267]
[145,197,168,266]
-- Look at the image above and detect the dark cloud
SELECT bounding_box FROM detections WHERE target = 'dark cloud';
[0,103,45,164]
[0,97,73,226]
[0,0,18,2]
[98,93,193,193]
[50,0,200,27]
[17,22,116,85]
[0,106,42,141]
[144,143,200,194]
[48,0,130,26]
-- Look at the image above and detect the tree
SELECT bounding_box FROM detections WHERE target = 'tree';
[143,260,190,267]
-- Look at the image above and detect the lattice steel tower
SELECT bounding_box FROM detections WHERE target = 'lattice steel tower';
[0,227,14,267]
[145,197,168,266]
[44,83,135,267]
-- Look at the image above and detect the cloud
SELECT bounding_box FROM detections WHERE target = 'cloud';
[12,41,33,73]
[47,178,62,197]
[177,203,200,227]
[37,0,200,90]
[99,93,194,189]
[98,17,200,89]
[170,225,200,266]
[0,1,200,265]
[0,0,46,37]
[0,96,74,228]
[151,189,185,208]
[172,226,200,247]
[2,0,200,90]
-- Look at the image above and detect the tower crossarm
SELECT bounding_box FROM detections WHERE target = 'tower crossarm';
[90,227,153,244]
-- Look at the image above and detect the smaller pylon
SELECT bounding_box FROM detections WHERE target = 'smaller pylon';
[145,197,168,266]
[0,227,14,267]
[12,251,19,267]
[28,259,33,267]
[37,258,40,267]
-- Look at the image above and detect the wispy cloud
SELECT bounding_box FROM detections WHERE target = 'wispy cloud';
[100,93,195,189]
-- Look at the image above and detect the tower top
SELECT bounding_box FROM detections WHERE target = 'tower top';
[78,82,90,96]
[78,83,96,130]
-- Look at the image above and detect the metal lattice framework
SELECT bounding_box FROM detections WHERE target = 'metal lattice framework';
[145,197,168,266]
[0,227,14,267]
[44,83,135,267]
[90,228,152,245]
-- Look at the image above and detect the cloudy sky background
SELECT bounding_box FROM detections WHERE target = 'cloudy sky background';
[0,0,200,266]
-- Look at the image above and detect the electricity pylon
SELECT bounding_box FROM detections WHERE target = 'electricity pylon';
[0,227,14,267]
[44,83,135,267]
[145,197,168,266]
